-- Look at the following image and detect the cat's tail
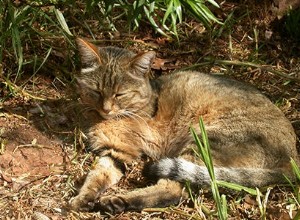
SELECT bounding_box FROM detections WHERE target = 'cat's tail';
[143,158,289,187]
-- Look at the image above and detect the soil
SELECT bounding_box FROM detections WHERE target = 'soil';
[0,0,300,219]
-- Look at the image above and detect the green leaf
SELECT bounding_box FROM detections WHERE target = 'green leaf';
[11,26,23,77]
[143,4,169,37]
[182,0,222,27]
[163,0,175,26]
[191,118,227,220]
[217,180,257,195]
[174,0,182,22]
[291,158,300,181]
[221,195,228,218]
[206,0,220,8]
[54,8,73,36]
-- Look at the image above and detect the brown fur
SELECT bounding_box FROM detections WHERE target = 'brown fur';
[69,38,297,213]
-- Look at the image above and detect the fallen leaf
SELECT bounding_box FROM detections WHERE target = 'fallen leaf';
[152,58,176,70]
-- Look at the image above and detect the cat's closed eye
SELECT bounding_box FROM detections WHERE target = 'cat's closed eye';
[89,90,102,99]
[115,93,126,99]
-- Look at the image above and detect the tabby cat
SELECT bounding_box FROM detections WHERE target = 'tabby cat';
[69,38,297,213]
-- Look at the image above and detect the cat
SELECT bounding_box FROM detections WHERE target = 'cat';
[69,38,297,213]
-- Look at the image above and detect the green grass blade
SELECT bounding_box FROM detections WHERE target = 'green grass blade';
[256,188,264,219]
[184,0,209,27]
[143,4,169,37]
[263,188,272,212]
[290,158,300,180]
[54,8,73,36]
[7,2,26,79]
[11,25,23,78]
[211,182,226,220]
[174,0,182,22]
[163,0,175,27]
[190,127,206,164]
[199,4,222,24]
[14,5,31,24]
[256,187,271,220]
[283,174,296,192]
[21,47,52,87]
[206,0,220,8]
[182,0,222,27]
[217,180,257,195]
[192,118,227,220]
[199,117,215,177]
[286,158,300,203]
[221,194,228,218]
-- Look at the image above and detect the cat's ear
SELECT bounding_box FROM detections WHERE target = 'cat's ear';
[130,51,156,75]
[76,38,102,67]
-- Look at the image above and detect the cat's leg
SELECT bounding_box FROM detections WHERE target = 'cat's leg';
[69,118,157,211]
[69,156,123,211]
[96,179,187,214]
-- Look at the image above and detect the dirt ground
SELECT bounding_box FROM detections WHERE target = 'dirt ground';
[1,1,300,219]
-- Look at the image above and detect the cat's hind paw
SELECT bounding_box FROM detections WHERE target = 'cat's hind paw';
[68,195,96,212]
[96,196,127,214]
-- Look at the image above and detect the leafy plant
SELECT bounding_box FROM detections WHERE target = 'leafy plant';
[89,0,222,38]
[256,187,272,220]
[0,0,30,80]
[0,0,75,86]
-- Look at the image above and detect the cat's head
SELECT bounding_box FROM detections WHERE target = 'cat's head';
[76,38,156,119]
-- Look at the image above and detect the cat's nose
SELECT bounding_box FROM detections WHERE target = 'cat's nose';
[102,108,112,114]
[102,101,113,114]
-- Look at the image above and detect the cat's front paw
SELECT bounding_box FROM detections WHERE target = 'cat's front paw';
[69,195,96,212]
[97,196,127,214]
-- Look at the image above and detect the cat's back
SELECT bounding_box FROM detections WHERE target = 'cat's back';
[156,70,276,118]
[159,71,265,103]
[155,71,296,163]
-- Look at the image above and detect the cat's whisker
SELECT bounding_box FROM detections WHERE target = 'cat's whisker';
[79,106,98,115]
[136,109,152,118]
[115,114,123,121]
[125,109,151,120]
[123,110,152,133]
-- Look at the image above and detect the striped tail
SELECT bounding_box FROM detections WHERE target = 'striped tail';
[143,158,288,187]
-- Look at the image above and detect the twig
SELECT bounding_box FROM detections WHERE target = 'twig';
[211,59,300,82]
[2,80,46,101]
[143,207,205,220]
[90,39,159,49]
[181,59,300,83]
[13,144,46,154]
[0,112,28,121]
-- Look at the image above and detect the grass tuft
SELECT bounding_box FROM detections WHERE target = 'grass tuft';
[85,0,222,39]
[284,158,300,204]
[190,117,228,220]
[191,118,260,219]
[256,187,272,220]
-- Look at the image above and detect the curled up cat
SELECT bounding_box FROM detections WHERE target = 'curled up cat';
[69,38,298,213]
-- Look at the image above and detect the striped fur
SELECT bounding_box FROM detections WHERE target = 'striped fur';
[69,38,297,213]
[144,158,288,187]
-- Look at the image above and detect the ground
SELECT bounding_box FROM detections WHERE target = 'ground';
[0,1,300,219]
